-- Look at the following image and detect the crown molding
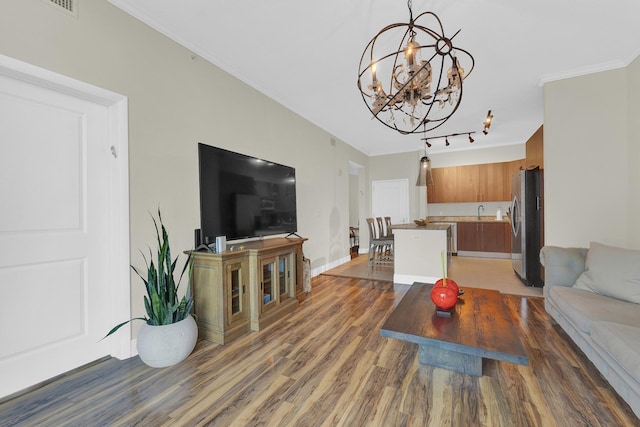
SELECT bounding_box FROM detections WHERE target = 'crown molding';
[538,50,640,87]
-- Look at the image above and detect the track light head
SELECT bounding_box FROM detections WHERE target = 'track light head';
[483,110,493,128]
[482,110,493,135]
[468,134,474,143]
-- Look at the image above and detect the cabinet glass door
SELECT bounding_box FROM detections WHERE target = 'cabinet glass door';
[278,257,289,299]
[230,268,241,315]
[262,260,275,307]
[226,261,246,325]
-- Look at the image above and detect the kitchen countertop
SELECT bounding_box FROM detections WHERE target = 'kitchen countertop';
[392,223,451,231]
[427,216,511,223]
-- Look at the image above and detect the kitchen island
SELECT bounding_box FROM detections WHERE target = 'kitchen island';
[428,216,512,258]
[392,223,451,285]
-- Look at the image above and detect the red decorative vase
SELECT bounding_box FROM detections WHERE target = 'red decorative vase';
[430,279,459,311]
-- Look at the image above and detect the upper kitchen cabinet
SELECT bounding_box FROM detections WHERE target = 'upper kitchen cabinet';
[428,167,458,203]
[505,159,526,198]
[525,125,544,170]
[456,164,480,202]
[429,160,525,203]
[479,162,508,201]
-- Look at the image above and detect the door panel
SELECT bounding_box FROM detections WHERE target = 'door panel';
[0,72,113,397]
[372,179,409,224]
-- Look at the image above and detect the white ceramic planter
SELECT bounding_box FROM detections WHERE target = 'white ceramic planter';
[137,315,198,368]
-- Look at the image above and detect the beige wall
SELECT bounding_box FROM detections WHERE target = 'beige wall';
[628,56,640,248]
[348,173,359,227]
[544,58,639,249]
[0,1,368,332]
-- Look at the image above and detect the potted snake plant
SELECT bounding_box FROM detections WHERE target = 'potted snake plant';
[105,209,197,367]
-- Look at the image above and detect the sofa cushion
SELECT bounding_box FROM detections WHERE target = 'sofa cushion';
[591,321,640,382]
[573,242,640,304]
[549,286,640,334]
[540,246,588,286]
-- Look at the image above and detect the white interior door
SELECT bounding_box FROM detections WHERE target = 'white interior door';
[0,56,130,398]
[372,179,410,225]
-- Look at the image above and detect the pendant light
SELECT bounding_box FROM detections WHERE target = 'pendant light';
[416,146,434,186]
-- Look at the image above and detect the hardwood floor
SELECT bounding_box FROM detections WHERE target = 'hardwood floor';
[1,275,638,426]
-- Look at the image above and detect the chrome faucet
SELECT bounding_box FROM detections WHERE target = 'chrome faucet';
[477,204,485,220]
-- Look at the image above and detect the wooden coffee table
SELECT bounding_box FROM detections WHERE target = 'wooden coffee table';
[380,282,528,376]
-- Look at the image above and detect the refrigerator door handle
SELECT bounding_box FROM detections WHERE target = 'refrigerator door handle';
[511,195,520,237]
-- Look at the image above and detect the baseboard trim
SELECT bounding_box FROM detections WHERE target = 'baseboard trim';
[394,274,440,285]
[457,251,511,259]
[129,339,138,358]
[310,255,351,278]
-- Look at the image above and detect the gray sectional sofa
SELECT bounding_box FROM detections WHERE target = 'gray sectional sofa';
[540,242,640,418]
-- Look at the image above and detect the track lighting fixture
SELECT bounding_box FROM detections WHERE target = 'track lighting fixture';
[422,131,476,147]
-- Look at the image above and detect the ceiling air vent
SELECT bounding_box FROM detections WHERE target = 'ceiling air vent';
[43,0,78,18]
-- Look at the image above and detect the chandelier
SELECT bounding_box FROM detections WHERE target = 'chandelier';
[357,0,474,135]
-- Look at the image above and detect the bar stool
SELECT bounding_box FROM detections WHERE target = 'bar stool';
[366,218,394,276]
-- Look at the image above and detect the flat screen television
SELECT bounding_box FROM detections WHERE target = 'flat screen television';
[198,143,298,243]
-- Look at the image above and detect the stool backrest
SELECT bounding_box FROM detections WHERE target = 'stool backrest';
[384,216,392,237]
[366,218,377,240]
[376,217,384,238]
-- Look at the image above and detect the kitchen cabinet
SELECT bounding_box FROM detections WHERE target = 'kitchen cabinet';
[429,160,525,203]
[457,222,480,251]
[457,222,510,254]
[525,125,544,170]
[458,162,508,201]
[456,164,480,202]
[428,167,457,203]
[481,162,507,201]
[505,159,525,199]
[482,222,509,253]
[503,222,512,253]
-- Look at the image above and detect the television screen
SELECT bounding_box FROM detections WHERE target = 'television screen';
[198,143,297,242]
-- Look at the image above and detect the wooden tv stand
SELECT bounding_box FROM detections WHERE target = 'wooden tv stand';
[188,237,307,345]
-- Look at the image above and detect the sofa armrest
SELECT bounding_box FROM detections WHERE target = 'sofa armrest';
[540,246,588,287]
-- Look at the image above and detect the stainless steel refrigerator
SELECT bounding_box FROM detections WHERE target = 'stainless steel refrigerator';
[511,169,543,287]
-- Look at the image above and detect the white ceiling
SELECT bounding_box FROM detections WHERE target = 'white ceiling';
[107,0,640,156]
